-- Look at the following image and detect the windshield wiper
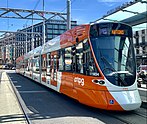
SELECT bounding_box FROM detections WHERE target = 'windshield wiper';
[101,56,128,86]
[96,41,128,86]
[107,71,133,76]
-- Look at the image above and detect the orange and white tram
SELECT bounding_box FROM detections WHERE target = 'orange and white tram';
[16,22,141,111]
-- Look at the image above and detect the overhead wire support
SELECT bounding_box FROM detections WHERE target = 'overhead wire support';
[0,7,67,21]
[67,0,71,30]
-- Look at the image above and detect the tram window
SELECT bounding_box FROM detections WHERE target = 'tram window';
[41,54,46,71]
[83,39,99,76]
[59,50,65,71]
[65,47,72,71]
[27,59,30,71]
[24,59,28,70]
[76,42,83,73]
[47,53,51,75]
[33,57,40,72]
[53,55,57,81]
[27,59,32,71]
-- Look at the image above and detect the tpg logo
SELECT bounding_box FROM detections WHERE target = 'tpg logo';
[74,77,84,86]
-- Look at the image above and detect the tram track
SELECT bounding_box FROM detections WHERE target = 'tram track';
[132,110,147,118]
[131,105,147,118]
[98,108,147,124]
[7,73,32,124]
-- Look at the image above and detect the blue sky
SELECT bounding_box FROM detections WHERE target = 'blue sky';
[0,0,131,32]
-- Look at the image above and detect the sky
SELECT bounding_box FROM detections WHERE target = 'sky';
[0,0,132,33]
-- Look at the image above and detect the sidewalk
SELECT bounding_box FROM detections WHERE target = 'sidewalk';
[0,71,27,124]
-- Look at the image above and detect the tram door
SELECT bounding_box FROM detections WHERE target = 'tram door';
[50,52,58,87]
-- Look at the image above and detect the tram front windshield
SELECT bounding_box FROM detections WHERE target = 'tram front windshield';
[90,23,136,87]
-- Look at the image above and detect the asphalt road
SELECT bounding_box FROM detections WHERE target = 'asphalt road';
[6,70,147,124]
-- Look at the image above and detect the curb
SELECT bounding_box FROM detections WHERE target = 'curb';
[6,73,32,124]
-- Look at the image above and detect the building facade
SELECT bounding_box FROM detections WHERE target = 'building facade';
[0,19,77,65]
[133,29,147,66]
[0,33,16,64]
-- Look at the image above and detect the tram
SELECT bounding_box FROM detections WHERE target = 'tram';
[16,22,141,111]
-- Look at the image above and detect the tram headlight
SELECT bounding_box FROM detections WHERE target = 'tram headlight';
[99,80,105,85]
[92,79,105,85]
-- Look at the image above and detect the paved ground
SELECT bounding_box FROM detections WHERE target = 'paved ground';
[0,72,147,124]
[0,71,27,124]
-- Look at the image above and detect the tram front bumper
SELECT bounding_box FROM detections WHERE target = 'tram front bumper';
[107,89,142,111]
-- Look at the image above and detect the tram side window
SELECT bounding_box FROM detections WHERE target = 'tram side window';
[83,39,99,76]
[29,59,33,71]
[59,50,65,71]
[26,59,32,71]
[53,55,57,81]
[65,47,72,71]
[24,59,28,70]
[32,57,40,72]
[76,42,83,73]
[41,54,46,71]
[47,53,51,75]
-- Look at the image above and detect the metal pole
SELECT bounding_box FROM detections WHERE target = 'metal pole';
[43,0,46,45]
[25,26,27,53]
[31,14,34,50]
[67,0,71,30]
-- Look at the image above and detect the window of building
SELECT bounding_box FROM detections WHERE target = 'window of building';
[142,36,145,43]
[59,30,65,34]
[53,25,58,29]
[47,25,52,29]
[143,46,146,54]
[48,35,53,39]
[59,25,65,29]
[53,30,59,34]
[47,30,52,33]
[136,48,139,54]
[142,29,145,34]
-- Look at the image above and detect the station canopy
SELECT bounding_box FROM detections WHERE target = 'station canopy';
[94,0,147,31]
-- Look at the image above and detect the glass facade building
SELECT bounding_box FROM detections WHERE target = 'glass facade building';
[16,20,77,58]
[0,20,77,64]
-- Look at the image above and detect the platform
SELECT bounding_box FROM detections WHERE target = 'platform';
[0,71,27,124]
